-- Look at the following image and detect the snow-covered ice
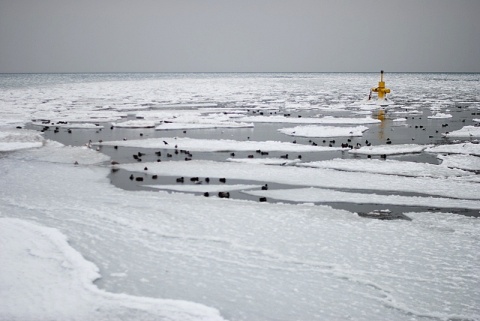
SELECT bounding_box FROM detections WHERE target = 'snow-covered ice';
[426,142,480,156]
[349,144,432,156]
[443,125,480,138]
[235,115,381,124]
[437,154,480,171]
[1,154,479,321]
[299,158,472,178]
[0,218,226,321]
[117,160,480,200]
[0,129,44,152]
[112,120,158,128]
[95,137,343,152]
[278,125,369,138]
[10,140,111,165]
[244,187,480,210]
[31,121,105,129]
[428,112,452,119]
[227,157,301,166]
[155,121,254,131]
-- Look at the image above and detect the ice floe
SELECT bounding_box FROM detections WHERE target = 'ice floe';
[349,144,432,156]
[437,154,480,171]
[0,218,226,321]
[426,142,480,156]
[234,115,380,124]
[428,113,452,119]
[227,157,301,166]
[279,125,369,138]
[112,120,158,128]
[0,129,44,152]
[443,125,480,138]
[31,121,105,129]
[10,140,110,165]
[96,137,342,152]
[155,102,219,108]
[299,158,471,178]
[155,121,253,131]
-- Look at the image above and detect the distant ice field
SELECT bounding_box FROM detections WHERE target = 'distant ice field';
[1,72,480,321]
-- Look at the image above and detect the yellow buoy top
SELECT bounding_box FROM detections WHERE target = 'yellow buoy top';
[371,70,390,100]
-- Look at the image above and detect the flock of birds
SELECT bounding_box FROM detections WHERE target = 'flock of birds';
[29,104,477,211]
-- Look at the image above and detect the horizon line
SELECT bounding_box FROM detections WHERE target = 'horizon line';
[1,71,479,75]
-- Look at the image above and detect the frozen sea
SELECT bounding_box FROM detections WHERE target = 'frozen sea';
[1,72,480,321]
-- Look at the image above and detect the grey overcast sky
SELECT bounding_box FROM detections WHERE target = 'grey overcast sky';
[0,0,479,73]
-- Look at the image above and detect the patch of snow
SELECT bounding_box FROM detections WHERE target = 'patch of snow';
[0,128,44,152]
[437,154,480,171]
[10,140,110,165]
[155,103,218,108]
[96,137,342,153]
[443,126,480,138]
[227,158,301,166]
[235,115,380,124]
[299,158,471,178]
[155,122,253,131]
[426,142,480,156]
[0,218,227,321]
[244,187,480,210]
[349,144,432,156]
[112,120,157,128]
[279,125,369,138]
[428,113,452,119]
[31,121,105,129]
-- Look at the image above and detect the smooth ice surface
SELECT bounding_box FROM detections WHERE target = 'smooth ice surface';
[426,142,480,156]
[278,125,369,137]
[0,218,226,321]
[299,158,472,178]
[96,137,342,152]
[443,125,480,138]
[117,160,480,200]
[349,144,432,156]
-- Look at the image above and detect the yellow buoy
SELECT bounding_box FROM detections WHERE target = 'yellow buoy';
[370,70,391,100]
